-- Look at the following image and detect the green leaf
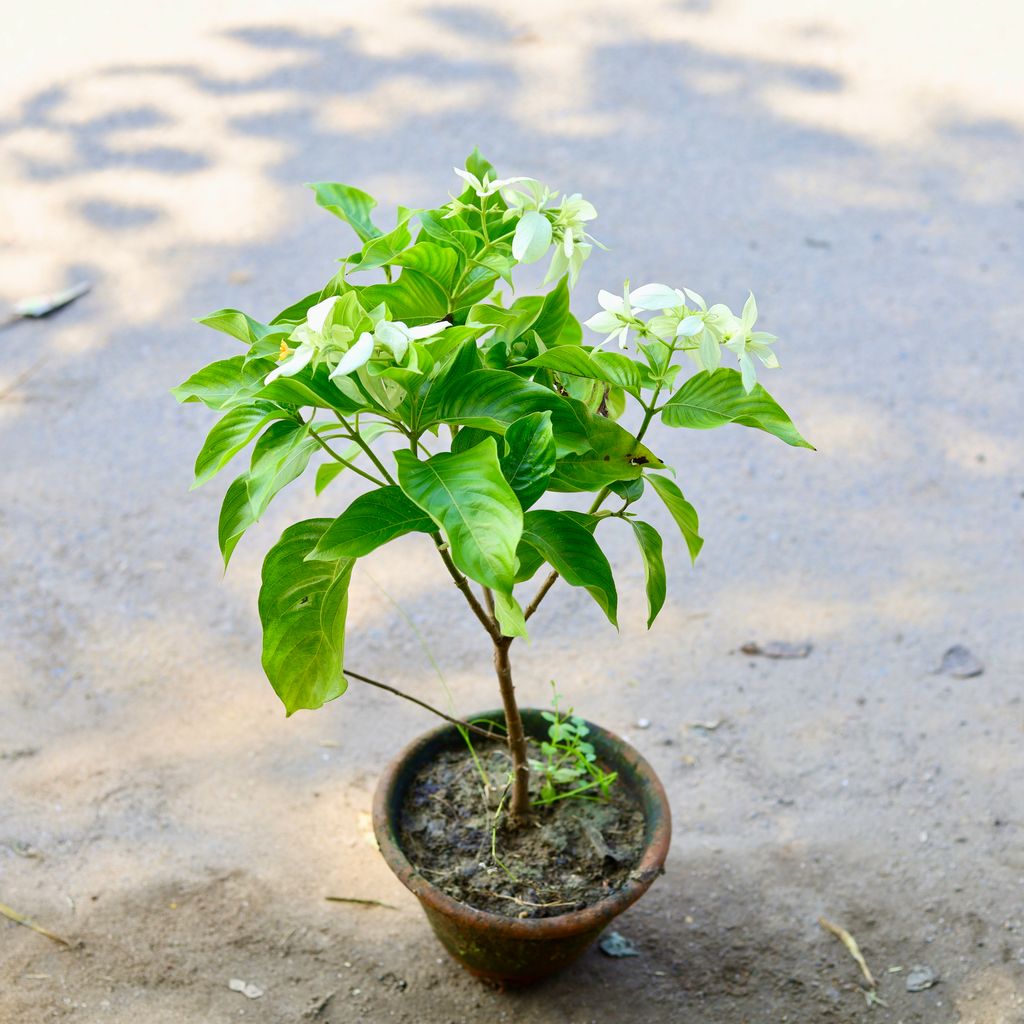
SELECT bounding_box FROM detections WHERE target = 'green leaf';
[500,411,556,510]
[519,347,641,397]
[196,309,285,345]
[470,295,544,346]
[425,368,560,436]
[259,519,355,715]
[218,421,318,565]
[547,404,662,491]
[348,218,413,272]
[532,276,571,345]
[309,486,434,560]
[661,368,814,448]
[308,182,381,242]
[629,520,667,628]
[258,364,368,415]
[395,438,522,595]
[390,242,459,294]
[493,590,527,638]
[193,401,288,488]
[172,356,272,410]
[647,474,704,563]
[519,510,617,626]
[361,269,449,325]
[271,291,322,325]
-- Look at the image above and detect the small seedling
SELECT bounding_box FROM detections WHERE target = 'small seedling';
[530,687,617,806]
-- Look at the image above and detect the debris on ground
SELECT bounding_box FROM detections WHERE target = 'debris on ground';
[228,979,264,999]
[818,917,876,989]
[599,931,640,957]
[0,901,70,946]
[324,896,398,910]
[740,641,813,659]
[8,282,90,321]
[636,718,651,729]
[688,719,722,733]
[936,645,984,678]
[905,965,938,992]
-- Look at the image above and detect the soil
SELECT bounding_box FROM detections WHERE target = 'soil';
[397,741,645,918]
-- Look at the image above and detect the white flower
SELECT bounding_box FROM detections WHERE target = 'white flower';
[501,178,556,214]
[453,167,529,198]
[544,193,600,287]
[629,283,685,312]
[265,295,342,384]
[723,293,778,392]
[329,318,449,381]
[584,284,635,349]
[512,210,552,263]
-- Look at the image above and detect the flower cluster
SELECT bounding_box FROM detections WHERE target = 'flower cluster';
[584,283,779,392]
[266,295,448,387]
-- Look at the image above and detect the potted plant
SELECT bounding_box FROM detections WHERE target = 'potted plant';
[173,150,811,984]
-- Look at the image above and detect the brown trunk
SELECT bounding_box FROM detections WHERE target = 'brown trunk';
[493,637,531,819]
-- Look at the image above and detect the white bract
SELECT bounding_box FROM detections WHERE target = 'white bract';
[453,167,529,198]
[266,295,350,384]
[545,194,599,287]
[584,285,636,349]
[723,293,778,392]
[330,318,449,381]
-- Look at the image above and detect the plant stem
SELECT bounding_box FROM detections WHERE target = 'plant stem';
[336,413,398,485]
[520,395,663,624]
[493,637,531,819]
[343,667,501,741]
[306,424,388,488]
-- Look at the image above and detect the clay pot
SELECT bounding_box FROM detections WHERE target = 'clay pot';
[372,708,671,986]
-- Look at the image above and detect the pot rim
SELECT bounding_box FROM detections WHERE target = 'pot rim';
[372,708,672,940]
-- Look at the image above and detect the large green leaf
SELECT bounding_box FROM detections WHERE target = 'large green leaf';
[519,510,617,626]
[532,276,571,345]
[394,439,522,597]
[218,421,318,565]
[259,519,355,715]
[361,269,449,325]
[309,486,434,560]
[308,182,381,242]
[647,474,704,563]
[519,347,642,397]
[629,520,667,628]
[661,368,813,448]
[500,412,556,510]
[389,242,459,294]
[196,309,286,345]
[348,218,413,272]
[425,368,560,436]
[172,356,273,411]
[258,364,368,415]
[192,401,288,488]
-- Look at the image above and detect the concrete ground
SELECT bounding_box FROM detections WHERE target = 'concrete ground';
[1,2,1022,1021]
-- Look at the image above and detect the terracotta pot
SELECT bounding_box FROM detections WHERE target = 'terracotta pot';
[372,708,671,986]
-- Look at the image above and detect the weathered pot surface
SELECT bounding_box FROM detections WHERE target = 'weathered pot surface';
[372,708,672,986]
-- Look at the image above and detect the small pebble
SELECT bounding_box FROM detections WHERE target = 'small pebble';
[906,965,938,992]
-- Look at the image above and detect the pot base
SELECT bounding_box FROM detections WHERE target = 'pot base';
[373,709,671,985]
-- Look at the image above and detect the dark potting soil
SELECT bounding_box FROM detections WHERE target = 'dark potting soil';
[397,740,646,919]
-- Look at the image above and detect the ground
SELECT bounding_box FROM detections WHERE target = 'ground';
[1,2,1022,1021]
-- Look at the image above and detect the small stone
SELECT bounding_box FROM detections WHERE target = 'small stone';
[937,645,983,678]
[637,718,651,729]
[599,931,640,957]
[228,980,264,999]
[906,965,938,992]
[740,641,812,659]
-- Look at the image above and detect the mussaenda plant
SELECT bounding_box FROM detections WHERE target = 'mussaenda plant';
[174,149,812,823]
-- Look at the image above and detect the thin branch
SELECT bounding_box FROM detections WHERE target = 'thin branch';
[433,536,502,642]
[344,667,502,741]
[335,413,397,485]
[523,570,559,622]
[306,424,387,488]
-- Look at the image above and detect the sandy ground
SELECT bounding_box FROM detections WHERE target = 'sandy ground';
[2,2,1023,1021]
